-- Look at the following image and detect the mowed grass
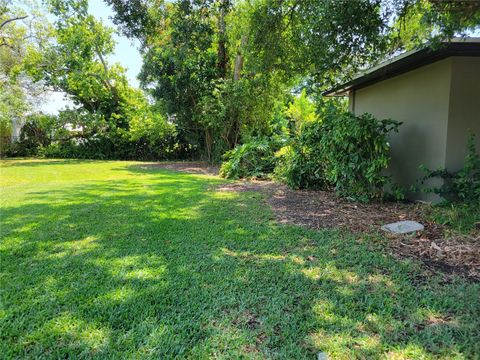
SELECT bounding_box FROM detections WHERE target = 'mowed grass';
[0,159,479,359]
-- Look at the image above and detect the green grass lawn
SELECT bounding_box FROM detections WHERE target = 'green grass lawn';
[1,159,479,359]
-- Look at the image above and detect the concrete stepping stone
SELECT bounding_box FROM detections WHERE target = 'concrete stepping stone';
[381,220,424,234]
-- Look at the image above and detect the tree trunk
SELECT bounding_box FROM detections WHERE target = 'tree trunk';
[205,129,213,163]
[217,0,229,78]
[233,35,247,81]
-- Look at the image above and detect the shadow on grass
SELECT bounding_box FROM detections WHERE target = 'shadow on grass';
[1,163,479,358]
[0,158,103,168]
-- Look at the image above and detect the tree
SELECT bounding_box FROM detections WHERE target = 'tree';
[0,1,50,150]
[11,0,177,160]
[24,0,143,141]
[247,0,480,87]
[107,0,291,161]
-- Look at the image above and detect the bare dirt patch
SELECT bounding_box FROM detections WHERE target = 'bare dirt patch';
[218,181,480,281]
[136,161,219,176]
[217,181,277,193]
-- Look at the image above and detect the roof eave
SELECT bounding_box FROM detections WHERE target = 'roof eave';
[323,40,480,97]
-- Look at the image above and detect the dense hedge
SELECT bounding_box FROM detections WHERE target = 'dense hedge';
[2,112,191,161]
[39,136,185,161]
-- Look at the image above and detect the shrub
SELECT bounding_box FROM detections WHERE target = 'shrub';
[42,135,184,161]
[320,108,401,201]
[197,76,289,163]
[274,120,329,190]
[1,114,57,157]
[0,118,12,157]
[418,133,480,203]
[197,79,250,163]
[17,114,56,156]
[276,105,402,202]
[34,108,185,161]
[220,138,278,179]
[40,142,67,158]
[1,141,19,158]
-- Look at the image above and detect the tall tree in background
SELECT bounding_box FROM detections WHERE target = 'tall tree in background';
[107,0,291,161]
[0,1,50,150]
[24,0,152,146]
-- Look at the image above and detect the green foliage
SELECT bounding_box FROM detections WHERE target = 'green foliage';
[2,114,56,158]
[0,85,29,142]
[23,0,142,147]
[248,0,389,86]
[320,108,402,201]
[418,134,480,203]
[135,0,220,160]
[15,114,56,156]
[40,141,76,158]
[4,105,182,161]
[8,1,182,162]
[197,79,251,163]
[271,92,323,189]
[275,105,402,202]
[285,90,317,128]
[426,202,480,234]
[0,1,51,156]
[41,130,182,162]
[107,0,480,165]
[0,107,14,156]
[247,0,480,86]
[128,107,179,158]
[6,0,480,179]
[108,0,293,162]
[274,122,329,191]
[198,77,287,162]
[219,137,277,179]
[390,1,432,51]
[219,93,292,179]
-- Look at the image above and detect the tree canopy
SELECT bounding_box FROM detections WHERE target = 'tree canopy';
[107,0,480,86]
[0,1,51,145]
[2,0,479,161]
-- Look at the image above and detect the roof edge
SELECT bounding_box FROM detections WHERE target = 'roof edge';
[324,39,480,96]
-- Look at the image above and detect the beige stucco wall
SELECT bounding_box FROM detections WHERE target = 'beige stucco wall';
[445,57,480,171]
[352,58,454,200]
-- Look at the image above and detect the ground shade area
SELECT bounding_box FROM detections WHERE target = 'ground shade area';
[1,159,479,359]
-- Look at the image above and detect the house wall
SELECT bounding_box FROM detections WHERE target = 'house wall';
[445,57,480,171]
[352,58,453,200]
